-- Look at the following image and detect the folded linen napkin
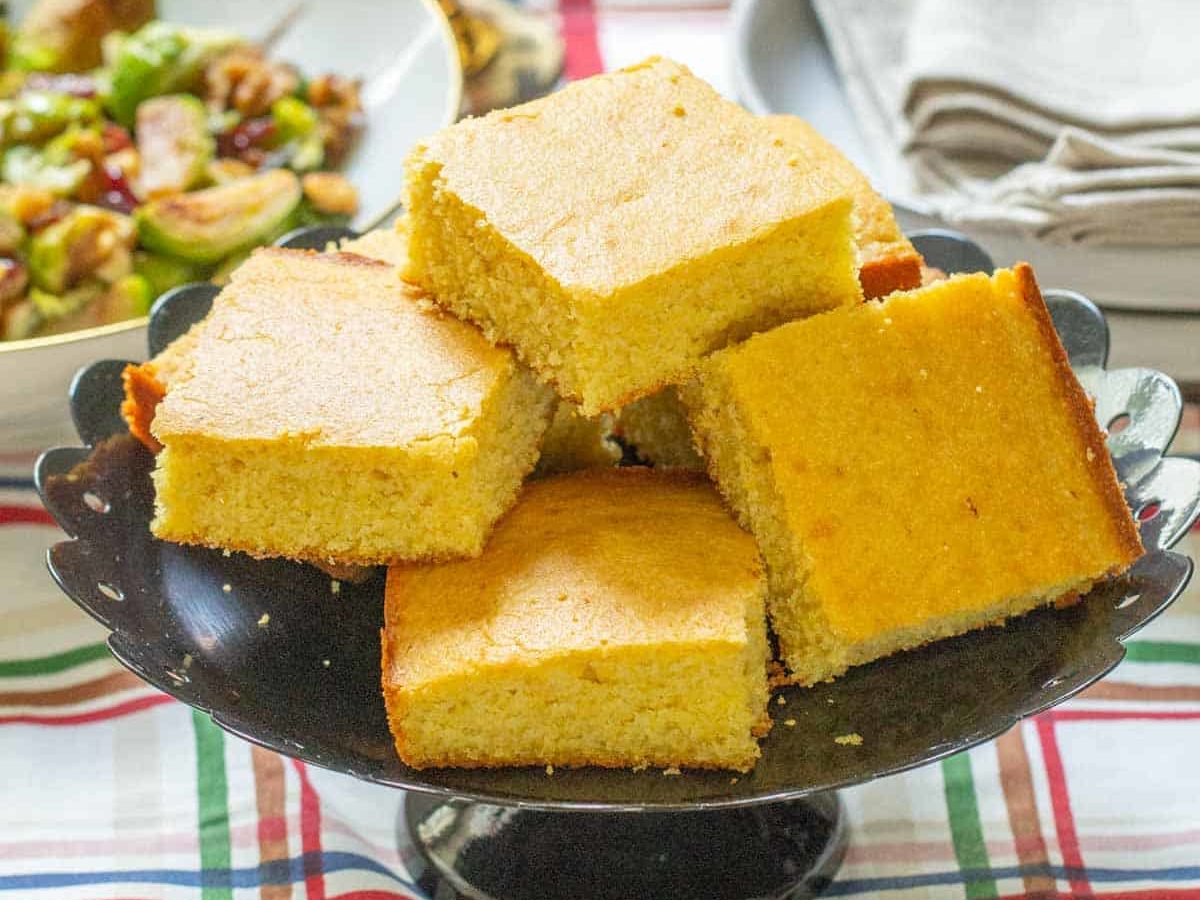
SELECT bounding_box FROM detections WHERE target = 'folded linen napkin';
[813,0,1200,245]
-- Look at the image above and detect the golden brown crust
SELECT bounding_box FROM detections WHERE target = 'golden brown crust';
[392,749,758,774]
[380,627,414,765]
[120,362,167,453]
[153,527,489,568]
[1013,262,1144,568]
[858,251,924,300]
[255,245,391,270]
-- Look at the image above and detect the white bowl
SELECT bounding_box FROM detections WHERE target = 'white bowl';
[1,0,462,451]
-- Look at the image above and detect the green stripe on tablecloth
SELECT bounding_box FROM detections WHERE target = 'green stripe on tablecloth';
[0,642,108,678]
[192,709,233,900]
[1125,641,1200,665]
[942,753,998,899]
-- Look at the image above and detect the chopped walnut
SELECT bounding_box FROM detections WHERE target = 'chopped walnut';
[302,172,359,216]
[306,73,364,167]
[0,259,29,308]
[6,185,59,226]
[205,47,300,118]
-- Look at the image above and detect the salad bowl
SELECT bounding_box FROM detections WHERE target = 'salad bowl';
[1,0,460,450]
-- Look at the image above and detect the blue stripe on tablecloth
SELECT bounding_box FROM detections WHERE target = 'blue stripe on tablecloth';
[0,852,420,892]
[2,854,1200,893]
[0,477,35,490]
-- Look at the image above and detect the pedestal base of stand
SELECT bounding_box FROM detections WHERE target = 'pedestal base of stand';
[400,792,846,900]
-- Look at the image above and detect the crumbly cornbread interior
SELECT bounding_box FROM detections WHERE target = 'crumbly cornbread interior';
[150,248,554,565]
[618,387,703,470]
[683,265,1142,684]
[534,400,621,476]
[404,57,861,415]
[383,469,771,772]
[339,228,622,478]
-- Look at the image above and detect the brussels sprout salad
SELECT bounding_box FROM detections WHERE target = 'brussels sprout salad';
[0,0,363,341]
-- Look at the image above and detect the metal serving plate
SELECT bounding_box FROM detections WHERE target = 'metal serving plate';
[35,230,1200,811]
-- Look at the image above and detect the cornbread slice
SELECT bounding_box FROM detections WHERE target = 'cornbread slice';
[150,247,555,565]
[683,265,1143,685]
[382,469,772,772]
[766,115,922,300]
[405,57,862,415]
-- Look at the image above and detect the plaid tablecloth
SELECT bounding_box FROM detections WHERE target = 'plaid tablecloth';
[4,3,1199,897]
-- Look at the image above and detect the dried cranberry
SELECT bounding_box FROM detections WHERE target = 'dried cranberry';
[94,163,140,215]
[102,123,134,154]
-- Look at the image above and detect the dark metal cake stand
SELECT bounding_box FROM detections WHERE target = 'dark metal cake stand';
[35,229,1200,900]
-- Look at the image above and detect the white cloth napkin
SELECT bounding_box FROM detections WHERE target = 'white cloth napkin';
[813,0,1200,246]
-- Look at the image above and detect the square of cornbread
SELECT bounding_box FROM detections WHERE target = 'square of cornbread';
[765,115,922,300]
[683,265,1143,685]
[150,247,554,566]
[404,57,862,415]
[382,468,771,772]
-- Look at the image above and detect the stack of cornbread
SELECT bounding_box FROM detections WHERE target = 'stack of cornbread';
[122,58,1142,775]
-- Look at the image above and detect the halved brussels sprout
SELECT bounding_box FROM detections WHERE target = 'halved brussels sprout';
[106,21,240,126]
[3,143,89,194]
[0,90,101,145]
[28,203,136,293]
[271,95,323,171]
[135,168,300,264]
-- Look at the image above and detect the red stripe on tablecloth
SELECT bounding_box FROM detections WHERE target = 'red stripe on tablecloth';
[330,893,419,900]
[560,0,604,80]
[0,505,55,527]
[1053,709,1200,722]
[0,692,172,725]
[252,746,292,900]
[293,759,326,900]
[996,726,1055,899]
[1036,714,1091,898]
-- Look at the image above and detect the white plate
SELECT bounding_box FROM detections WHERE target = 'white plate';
[1,0,461,451]
[730,0,1200,316]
